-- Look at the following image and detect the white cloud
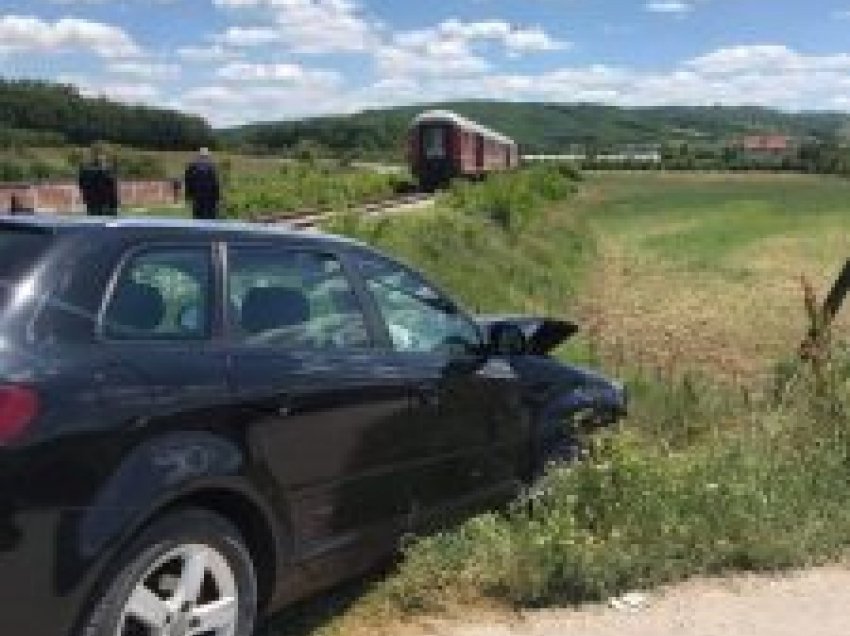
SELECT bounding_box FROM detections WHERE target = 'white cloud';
[686,45,850,74]
[107,60,180,78]
[376,41,490,77]
[177,44,240,62]
[504,25,567,55]
[216,61,341,86]
[437,19,568,54]
[180,82,346,125]
[645,1,694,14]
[0,15,141,58]
[215,26,280,47]
[833,9,850,20]
[59,73,160,104]
[377,18,566,79]
[212,0,380,53]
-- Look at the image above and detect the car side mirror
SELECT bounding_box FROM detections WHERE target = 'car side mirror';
[488,322,528,356]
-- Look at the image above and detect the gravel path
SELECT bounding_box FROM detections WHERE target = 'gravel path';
[413,566,850,636]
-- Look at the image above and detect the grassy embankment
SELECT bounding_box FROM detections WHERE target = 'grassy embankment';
[266,171,850,636]
[328,163,589,313]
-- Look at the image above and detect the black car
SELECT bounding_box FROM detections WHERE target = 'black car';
[0,217,625,636]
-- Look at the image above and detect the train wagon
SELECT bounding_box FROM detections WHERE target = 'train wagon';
[409,110,519,190]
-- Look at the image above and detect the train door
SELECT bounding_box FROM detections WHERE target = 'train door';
[419,125,453,190]
[475,135,485,175]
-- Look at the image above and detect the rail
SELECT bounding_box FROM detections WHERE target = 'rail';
[248,192,435,230]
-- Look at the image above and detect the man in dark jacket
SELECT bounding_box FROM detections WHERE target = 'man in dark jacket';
[78,149,119,216]
[184,148,221,220]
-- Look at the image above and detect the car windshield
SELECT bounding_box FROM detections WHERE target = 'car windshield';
[0,227,54,311]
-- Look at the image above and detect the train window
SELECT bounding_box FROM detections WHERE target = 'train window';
[423,127,446,159]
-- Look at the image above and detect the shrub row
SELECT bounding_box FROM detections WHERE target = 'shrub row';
[442,163,581,233]
[223,162,411,219]
[0,147,168,183]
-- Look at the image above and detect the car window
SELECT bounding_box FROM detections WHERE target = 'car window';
[355,254,482,355]
[102,246,212,341]
[228,247,371,350]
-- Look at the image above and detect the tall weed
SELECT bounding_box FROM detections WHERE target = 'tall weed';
[442,164,579,234]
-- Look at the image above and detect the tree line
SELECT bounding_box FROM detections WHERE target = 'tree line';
[0,80,214,150]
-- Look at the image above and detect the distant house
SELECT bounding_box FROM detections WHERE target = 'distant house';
[740,135,794,154]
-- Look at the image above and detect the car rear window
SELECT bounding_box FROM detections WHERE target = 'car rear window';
[0,227,54,309]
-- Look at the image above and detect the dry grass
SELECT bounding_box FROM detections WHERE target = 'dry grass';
[576,172,850,382]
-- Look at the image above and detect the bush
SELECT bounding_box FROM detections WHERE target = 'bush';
[223,161,405,218]
[442,164,579,234]
[0,151,75,182]
[69,146,168,179]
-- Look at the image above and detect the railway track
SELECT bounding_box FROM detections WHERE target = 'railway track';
[249,192,435,230]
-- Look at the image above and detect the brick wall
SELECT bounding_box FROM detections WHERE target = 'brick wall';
[0,180,181,214]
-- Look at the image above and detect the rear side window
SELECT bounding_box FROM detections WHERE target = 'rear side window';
[228,246,371,350]
[0,228,53,309]
[102,246,212,341]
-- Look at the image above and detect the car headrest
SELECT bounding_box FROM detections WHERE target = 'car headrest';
[241,287,309,335]
[108,281,165,333]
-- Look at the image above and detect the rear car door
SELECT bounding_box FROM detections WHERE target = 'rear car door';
[223,243,413,564]
[349,251,527,526]
[98,241,232,435]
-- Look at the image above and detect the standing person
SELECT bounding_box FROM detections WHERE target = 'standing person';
[184,148,221,220]
[78,148,119,216]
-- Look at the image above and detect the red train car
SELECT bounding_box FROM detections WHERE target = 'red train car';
[409,110,519,190]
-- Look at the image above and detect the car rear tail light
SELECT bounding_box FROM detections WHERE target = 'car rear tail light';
[0,386,39,446]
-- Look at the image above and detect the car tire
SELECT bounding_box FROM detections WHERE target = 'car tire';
[78,509,257,636]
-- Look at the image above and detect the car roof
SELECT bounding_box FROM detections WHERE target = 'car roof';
[0,214,366,249]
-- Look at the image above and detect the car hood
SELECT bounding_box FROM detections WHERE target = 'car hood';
[476,315,579,356]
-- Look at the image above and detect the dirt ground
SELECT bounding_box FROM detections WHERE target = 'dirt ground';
[409,566,850,636]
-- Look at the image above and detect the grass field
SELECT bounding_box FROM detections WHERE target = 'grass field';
[575,172,850,382]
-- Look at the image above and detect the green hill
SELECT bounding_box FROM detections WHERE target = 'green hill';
[2,77,848,158]
[223,101,850,156]
[0,79,215,151]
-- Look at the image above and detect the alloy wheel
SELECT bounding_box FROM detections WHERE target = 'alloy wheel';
[117,543,238,636]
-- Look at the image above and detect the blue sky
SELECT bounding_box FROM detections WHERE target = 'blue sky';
[2,0,850,125]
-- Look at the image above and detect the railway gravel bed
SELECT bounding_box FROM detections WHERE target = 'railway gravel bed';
[251,192,435,230]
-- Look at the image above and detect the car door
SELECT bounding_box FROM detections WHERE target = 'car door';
[223,243,414,563]
[98,241,231,434]
[348,250,527,527]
